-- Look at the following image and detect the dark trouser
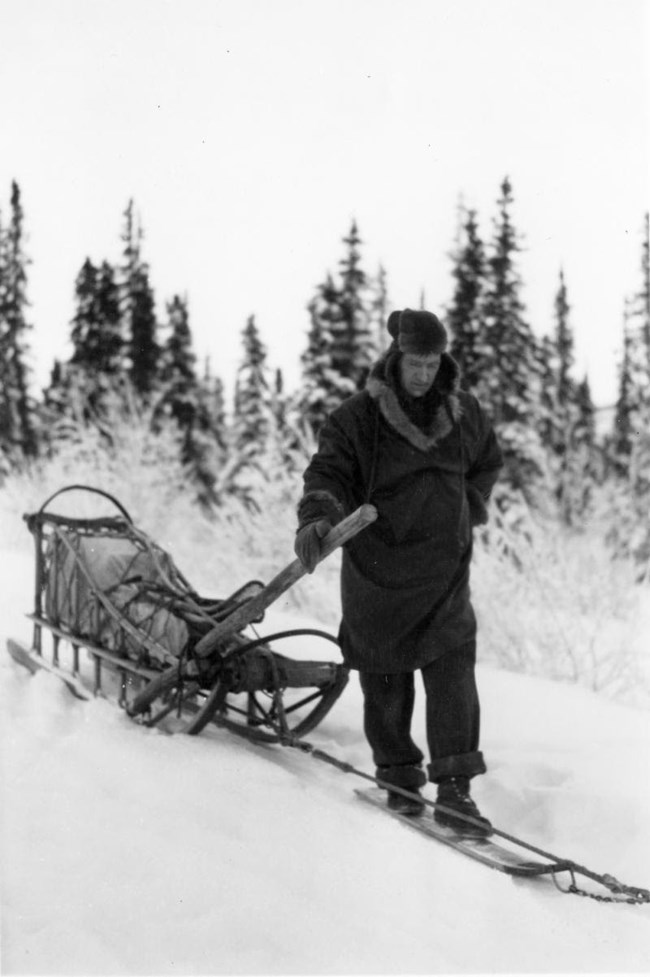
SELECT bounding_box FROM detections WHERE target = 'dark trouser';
[358,641,486,790]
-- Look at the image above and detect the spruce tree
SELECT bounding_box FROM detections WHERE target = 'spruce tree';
[186,360,229,509]
[94,261,124,375]
[159,294,197,429]
[0,181,37,460]
[0,204,13,455]
[606,217,650,573]
[554,269,574,405]
[369,263,390,352]
[612,216,650,453]
[554,282,597,523]
[120,200,159,396]
[336,220,375,385]
[199,357,227,453]
[574,376,596,450]
[299,221,375,432]
[640,212,650,372]
[47,257,125,426]
[535,332,559,453]
[480,177,539,426]
[69,259,122,374]
[617,215,650,571]
[299,279,342,433]
[446,206,486,393]
[542,268,575,457]
[561,374,598,525]
[271,366,287,436]
[612,300,636,473]
[478,178,545,500]
[232,314,273,454]
[537,268,597,523]
[65,257,103,422]
[69,258,98,364]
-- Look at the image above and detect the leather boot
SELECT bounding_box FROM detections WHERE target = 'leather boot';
[387,785,426,817]
[434,776,492,836]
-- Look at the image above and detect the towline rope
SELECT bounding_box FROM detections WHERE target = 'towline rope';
[271,730,650,906]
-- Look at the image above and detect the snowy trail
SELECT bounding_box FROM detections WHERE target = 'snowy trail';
[2,546,650,974]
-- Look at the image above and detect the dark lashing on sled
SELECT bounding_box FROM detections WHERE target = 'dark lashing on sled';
[18,484,377,739]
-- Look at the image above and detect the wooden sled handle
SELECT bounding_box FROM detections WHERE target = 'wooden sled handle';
[194,503,378,658]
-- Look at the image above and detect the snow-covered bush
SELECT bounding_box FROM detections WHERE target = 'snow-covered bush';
[0,405,342,629]
[474,491,650,707]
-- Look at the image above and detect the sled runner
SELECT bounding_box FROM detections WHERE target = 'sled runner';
[355,788,570,878]
[9,484,377,740]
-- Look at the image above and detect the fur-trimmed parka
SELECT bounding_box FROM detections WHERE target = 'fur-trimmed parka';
[297,351,503,673]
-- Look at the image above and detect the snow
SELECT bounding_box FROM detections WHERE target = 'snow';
[2,543,650,976]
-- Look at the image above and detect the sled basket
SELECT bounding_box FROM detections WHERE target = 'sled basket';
[14,484,371,740]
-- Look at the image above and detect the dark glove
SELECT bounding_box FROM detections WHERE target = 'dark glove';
[466,484,489,527]
[294,519,332,573]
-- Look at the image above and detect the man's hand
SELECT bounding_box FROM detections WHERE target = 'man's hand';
[466,484,489,527]
[294,519,332,573]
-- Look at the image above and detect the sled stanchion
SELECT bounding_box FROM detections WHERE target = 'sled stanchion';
[94,656,102,696]
[118,668,128,708]
[194,504,378,658]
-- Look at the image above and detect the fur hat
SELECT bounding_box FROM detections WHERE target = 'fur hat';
[387,309,448,355]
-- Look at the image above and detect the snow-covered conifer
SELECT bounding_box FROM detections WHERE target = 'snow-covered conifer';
[607,215,650,573]
[446,206,487,394]
[477,179,546,503]
[299,222,376,433]
[0,182,37,463]
[119,200,160,397]
[232,314,273,455]
[368,263,390,353]
[336,220,376,384]
[479,177,540,426]
[158,294,198,430]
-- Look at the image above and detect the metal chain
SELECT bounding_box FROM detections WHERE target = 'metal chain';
[552,869,649,905]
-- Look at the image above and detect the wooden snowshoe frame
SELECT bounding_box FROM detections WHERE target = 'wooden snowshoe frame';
[18,485,377,740]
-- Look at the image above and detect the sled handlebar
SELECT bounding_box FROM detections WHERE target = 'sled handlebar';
[194,503,378,658]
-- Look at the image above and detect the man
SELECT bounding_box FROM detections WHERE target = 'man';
[294,309,503,835]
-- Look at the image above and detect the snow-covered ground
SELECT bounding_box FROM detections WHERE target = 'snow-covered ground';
[2,536,650,976]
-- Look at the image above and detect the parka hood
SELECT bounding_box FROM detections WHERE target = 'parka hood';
[366,349,462,451]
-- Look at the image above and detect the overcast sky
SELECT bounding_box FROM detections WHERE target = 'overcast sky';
[2,0,649,407]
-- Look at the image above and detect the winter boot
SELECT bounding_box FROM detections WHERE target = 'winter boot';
[387,786,426,817]
[434,776,493,837]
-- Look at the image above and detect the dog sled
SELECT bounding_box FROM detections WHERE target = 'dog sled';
[9,485,377,741]
[8,485,650,904]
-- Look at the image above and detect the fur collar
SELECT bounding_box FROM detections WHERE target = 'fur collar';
[366,351,462,451]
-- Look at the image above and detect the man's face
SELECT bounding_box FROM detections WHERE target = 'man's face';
[399,352,441,398]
